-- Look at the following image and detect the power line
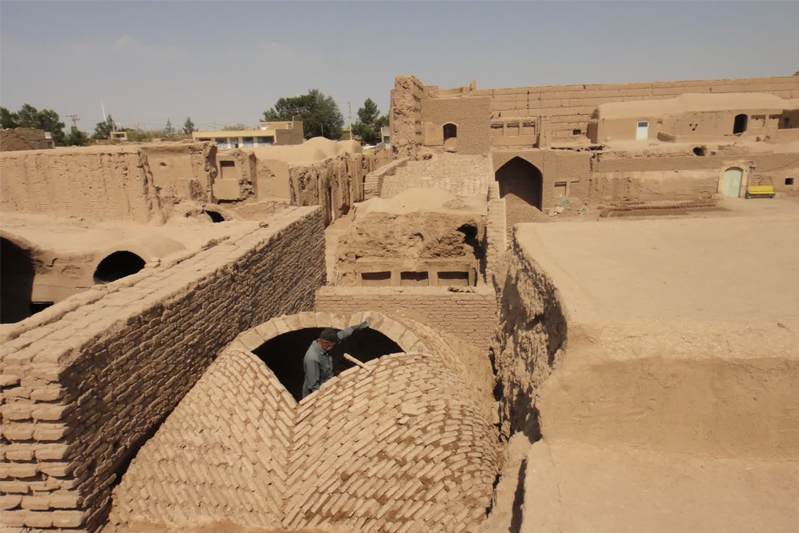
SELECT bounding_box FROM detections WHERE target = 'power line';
[66,115,80,129]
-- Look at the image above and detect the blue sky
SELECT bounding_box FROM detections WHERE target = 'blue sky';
[1,1,797,132]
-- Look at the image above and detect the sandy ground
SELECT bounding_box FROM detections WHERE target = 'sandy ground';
[523,441,799,533]
[515,198,799,324]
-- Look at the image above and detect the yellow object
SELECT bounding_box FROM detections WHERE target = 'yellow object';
[746,185,775,199]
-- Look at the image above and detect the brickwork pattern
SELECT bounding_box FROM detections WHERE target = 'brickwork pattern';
[108,349,499,533]
[364,158,409,200]
[0,207,325,530]
[108,349,295,529]
[481,75,799,140]
[315,287,498,352]
[380,156,491,199]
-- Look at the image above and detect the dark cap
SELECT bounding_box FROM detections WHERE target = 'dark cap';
[320,328,339,343]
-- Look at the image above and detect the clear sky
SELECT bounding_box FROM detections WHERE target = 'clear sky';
[1,1,797,132]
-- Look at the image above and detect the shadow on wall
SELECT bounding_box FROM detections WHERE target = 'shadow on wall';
[0,237,35,323]
[495,157,543,210]
[252,327,403,401]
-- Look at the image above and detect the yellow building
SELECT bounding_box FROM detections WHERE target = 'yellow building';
[193,121,304,149]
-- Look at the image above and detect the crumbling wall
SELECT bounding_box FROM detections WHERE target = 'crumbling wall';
[213,149,256,201]
[290,153,367,224]
[0,207,325,530]
[140,142,217,204]
[380,155,491,199]
[391,75,432,158]
[492,232,568,440]
[0,146,165,224]
[315,286,497,351]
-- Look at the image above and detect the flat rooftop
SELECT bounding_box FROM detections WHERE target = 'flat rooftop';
[515,199,799,325]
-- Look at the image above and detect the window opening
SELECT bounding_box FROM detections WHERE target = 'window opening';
[733,114,748,134]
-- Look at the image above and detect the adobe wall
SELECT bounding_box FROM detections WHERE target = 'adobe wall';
[421,96,492,155]
[289,153,365,225]
[140,143,217,204]
[380,155,491,199]
[492,150,593,209]
[390,75,431,158]
[315,286,498,351]
[483,76,799,141]
[0,147,164,224]
[0,207,326,530]
[491,234,567,440]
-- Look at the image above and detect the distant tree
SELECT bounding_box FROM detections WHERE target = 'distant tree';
[183,117,195,135]
[92,115,115,140]
[0,104,66,145]
[263,89,344,140]
[65,126,90,147]
[1,107,20,128]
[351,98,388,145]
[222,123,248,131]
[164,119,176,138]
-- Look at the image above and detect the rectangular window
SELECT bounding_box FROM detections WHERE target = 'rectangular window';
[242,137,254,147]
[505,122,520,136]
[437,271,470,287]
[257,137,274,145]
[220,160,235,168]
[786,178,795,186]
[361,272,392,286]
[490,123,504,137]
[400,271,429,287]
[521,121,536,135]
[554,181,568,198]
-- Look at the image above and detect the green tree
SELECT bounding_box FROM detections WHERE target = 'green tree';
[0,104,66,145]
[222,123,248,131]
[1,107,20,128]
[164,119,176,138]
[263,89,344,140]
[65,126,90,147]
[351,98,388,145]
[92,115,115,140]
[183,117,195,135]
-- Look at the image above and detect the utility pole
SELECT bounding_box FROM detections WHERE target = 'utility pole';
[66,115,80,129]
[348,102,353,140]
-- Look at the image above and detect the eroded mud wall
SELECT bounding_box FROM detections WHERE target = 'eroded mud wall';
[0,147,164,223]
[0,207,325,530]
[492,236,567,440]
[391,76,431,158]
[140,142,217,204]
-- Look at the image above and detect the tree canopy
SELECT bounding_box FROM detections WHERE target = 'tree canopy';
[92,115,115,140]
[263,89,344,140]
[183,117,195,136]
[65,126,90,147]
[1,104,67,145]
[351,98,388,145]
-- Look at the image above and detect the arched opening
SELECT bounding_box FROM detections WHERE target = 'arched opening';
[203,210,225,223]
[733,114,748,135]
[1,238,35,323]
[253,328,403,401]
[443,123,457,140]
[495,157,544,210]
[93,251,146,284]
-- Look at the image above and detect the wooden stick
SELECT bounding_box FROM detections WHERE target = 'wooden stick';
[343,353,371,372]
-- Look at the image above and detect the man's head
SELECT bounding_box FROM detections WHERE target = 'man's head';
[318,328,339,351]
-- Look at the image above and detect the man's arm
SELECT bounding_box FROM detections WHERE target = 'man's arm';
[336,319,370,342]
[304,354,322,393]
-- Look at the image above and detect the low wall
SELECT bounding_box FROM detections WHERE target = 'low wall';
[315,286,497,351]
[0,207,325,530]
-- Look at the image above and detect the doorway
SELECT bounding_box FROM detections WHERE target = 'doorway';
[722,167,744,198]
[733,114,748,135]
[495,157,543,210]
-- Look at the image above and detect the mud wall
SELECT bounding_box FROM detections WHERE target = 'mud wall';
[141,143,217,204]
[289,154,364,225]
[391,75,431,158]
[0,147,164,224]
[315,286,498,351]
[421,97,492,155]
[492,235,568,440]
[0,207,325,530]
[380,155,491,198]
[483,75,799,141]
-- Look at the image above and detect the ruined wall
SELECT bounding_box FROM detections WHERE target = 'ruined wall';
[484,75,799,141]
[315,286,498,351]
[290,153,365,225]
[421,97,492,155]
[492,233,568,440]
[363,158,409,199]
[141,142,217,204]
[0,147,164,224]
[214,149,256,201]
[380,155,491,199]
[0,207,325,530]
[391,76,431,158]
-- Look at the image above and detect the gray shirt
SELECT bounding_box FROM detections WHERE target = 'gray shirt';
[302,322,368,398]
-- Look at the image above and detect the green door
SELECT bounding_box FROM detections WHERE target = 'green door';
[723,168,743,198]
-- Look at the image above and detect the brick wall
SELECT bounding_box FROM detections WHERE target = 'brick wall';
[0,207,325,530]
[421,97,492,155]
[315,286,498,351]
[379,155,491,199]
